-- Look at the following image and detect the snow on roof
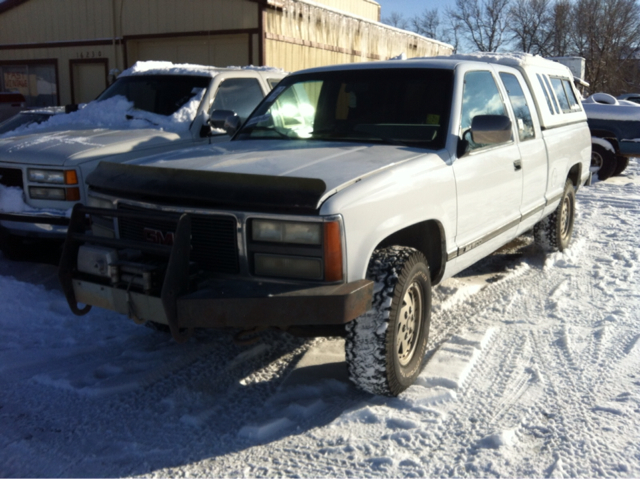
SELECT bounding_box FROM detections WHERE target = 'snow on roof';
[422,52,574,75]
[583,94,640,121]
[120,61,284,78]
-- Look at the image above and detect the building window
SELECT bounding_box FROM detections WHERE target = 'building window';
[0,62,58,107]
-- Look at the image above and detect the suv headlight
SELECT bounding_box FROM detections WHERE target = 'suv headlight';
[250,219,343,282]
[252,219,321,245]
[27,169,80,201]
[28,168,78,185]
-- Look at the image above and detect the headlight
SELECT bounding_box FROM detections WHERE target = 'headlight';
[28,168,78,185]
[29,186,66,200]
[254,254,323,280]
[87,195,116,209]
[252,220,321,245]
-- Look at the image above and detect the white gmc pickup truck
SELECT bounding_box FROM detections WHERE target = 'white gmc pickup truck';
[60,53,591,396]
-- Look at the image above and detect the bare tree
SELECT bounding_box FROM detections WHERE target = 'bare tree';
[573,0,640,93]
[508,0,553,53]
[546,0,573,56]
[446,0,513,52]
[412,8,441,39]
[382,12,410,30]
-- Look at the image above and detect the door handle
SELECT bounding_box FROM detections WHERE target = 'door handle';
[513,159,522,171]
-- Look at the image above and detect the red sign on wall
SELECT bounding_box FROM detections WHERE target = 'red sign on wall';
[4,72,28,90]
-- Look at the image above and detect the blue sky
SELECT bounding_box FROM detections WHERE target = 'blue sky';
[375,0,455,20]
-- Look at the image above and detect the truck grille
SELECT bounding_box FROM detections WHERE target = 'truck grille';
[0,167,23,188]
[117,205,239,274]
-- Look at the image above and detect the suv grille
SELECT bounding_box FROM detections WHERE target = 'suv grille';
[117,205,239,274]
[0,167,23,188]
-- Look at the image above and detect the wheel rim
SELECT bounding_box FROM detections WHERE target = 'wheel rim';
[559,194,572,241]
[591,151,603,172]
[396,281,423,366]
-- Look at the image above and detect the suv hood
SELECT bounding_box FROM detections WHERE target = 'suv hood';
[130,139,429,196]
[0,128,187,166]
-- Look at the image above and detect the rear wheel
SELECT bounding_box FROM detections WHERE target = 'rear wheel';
[591,143,617,180]
[612,155,630,176]
[534,180,576,252]
[345,247,431,396]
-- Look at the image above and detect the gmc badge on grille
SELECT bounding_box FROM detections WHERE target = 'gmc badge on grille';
[143,227,175,245]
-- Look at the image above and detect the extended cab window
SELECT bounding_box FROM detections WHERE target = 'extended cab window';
[210,78,264,122]
[562,79,581,110]
[537,74,557,115]
[499,72,534,141]
[460,71,509,151]
[236,69,454,150]
[550,77,572,112]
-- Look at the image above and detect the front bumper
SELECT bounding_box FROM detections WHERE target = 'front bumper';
[0,211,71,237]
[59,204,373,342]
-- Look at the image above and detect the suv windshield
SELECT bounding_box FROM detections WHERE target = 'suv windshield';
[236,68,453,150]
[97,75,210,116]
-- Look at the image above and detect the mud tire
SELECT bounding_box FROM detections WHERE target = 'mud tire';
[612,155,629,176]
[345,247,431,396]
[534,180,576,252]
[591,143,617,181]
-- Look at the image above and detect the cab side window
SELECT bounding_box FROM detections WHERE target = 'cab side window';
[460,71,509,151]
[499,72,535,141]
[210,78,264,122]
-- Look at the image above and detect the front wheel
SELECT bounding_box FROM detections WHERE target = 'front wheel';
[534,180,576,252]
[345,247,431,396]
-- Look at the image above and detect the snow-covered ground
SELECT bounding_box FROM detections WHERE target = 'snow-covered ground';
[1,164,639,478]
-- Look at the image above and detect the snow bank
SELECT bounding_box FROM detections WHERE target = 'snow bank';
[426,52,568,72]
[0,184,33,213]
[120,60,284,78]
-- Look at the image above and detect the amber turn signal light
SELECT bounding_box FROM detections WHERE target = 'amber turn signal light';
[323,221,343,282]
[64,170,78,185]
[65,187,80,201]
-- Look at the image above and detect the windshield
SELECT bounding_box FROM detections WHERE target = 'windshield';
[236,68,453,150]
[97,74,210,116]
[0,112,55,136]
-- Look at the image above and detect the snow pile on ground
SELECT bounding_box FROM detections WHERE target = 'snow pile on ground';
[0,183,33,213]
[0,184,72,217]
[0,163,639,477]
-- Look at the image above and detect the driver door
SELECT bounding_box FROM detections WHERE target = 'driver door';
[452,69,523,266]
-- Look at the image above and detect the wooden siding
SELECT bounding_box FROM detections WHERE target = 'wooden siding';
[120,0,259,37]
[310,0,380,21]
[0,0,114,45]
[127,34,251,67]
[264,6,452,71]
[0,0,259,46]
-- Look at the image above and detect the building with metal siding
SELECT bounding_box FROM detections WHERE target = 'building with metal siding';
[0,0,452,107]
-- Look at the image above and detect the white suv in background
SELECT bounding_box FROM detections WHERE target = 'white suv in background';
[0,61,285,247]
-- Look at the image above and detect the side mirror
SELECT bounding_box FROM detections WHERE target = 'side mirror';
[208,109,241,136]
[457,136,470,158]
[470,115,512,145]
